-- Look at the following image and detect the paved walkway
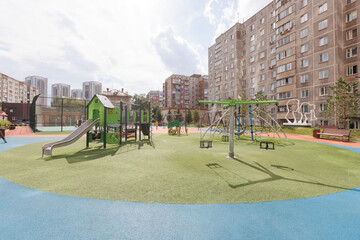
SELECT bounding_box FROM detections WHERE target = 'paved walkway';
[0,136,359,239]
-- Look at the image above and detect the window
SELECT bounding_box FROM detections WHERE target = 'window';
[277,35,291,47]
[242,60,246,66]
[300,28,309,38]
[319,19,328,30]
[277,49,291,60]
[271,47,276,54]
[347,65,358,75]
[277,63,292,73]
[301,105,309,113]
[251,67,255,73]
[319,35,328,46]
[260,18,265,24]
[272,71,277,78]
[250,46,255,52]
[271,83,276,91]
[319,70,329,79]
[231,44,234,49]
[260,63,265,70]
[301,43,309,53]
[301,59,309,67]
[242,80,247,86]
[300,14,308,23]
[277,77,293,87]
[301,74,309,83]
[260,52,265,59]
[320,103,328,112]
[319,3,328,14]
[251,77,255,84]
[251,88,255,94]
[279,6,293,20]
[346,47,358,58]
[243,50,246,56]
[301,0,308,8]
[251,35,255,41]
[346,28,358,41]
[231,53,235,58]
[320,87,328,96]
[271,59,277,66]
[259,86,265,92]
[250,56,255,62]
[260,40,265,47]
[301,90,309,98]
[347,0,356,4]
[320,52,329,62]
[251,24,255,31]
[346,10,357,23]
[260,29,265,36]
[230,63,234,68]
[260,74,265,81]
[277,91,292,100]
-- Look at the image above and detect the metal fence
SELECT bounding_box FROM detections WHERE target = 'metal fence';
[30,95,87,132]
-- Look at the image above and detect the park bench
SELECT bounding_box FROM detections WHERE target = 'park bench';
[317,127,351,142]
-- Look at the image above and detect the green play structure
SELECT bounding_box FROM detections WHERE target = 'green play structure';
[86,94,151,149]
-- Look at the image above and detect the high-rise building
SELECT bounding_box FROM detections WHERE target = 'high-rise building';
[0,73,39,103]
[162,74,208,109]
[71,89,83,99]
[25,76,48,105]
[51,83,70,98]
[208,0,360,128]
[83,81,102,100]
[146,90,164,107]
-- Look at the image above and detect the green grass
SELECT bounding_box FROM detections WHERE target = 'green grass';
[0,134,359,204]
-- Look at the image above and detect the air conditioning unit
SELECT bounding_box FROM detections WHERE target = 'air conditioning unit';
[270,40,274,45]
[280,30,285,34]
[269,65,274,69]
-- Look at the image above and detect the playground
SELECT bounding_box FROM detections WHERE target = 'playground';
[1,98,360,239]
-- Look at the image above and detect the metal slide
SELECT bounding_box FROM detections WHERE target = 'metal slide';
[42,119,100,157]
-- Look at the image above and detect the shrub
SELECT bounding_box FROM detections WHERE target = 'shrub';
[0,120,11,129]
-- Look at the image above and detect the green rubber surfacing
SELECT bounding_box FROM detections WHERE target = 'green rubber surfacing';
[0,134,360,204]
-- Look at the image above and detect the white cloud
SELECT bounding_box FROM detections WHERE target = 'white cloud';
[152,27,205,76]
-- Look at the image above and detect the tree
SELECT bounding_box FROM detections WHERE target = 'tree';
[176,108,183,122]
[155,108,162,123]
[132,94,149,111]
[167,108,172,122]
[325,77,360,129]
[253,91,269,127]
[238,92,248,126]
[185,109,192,124]
[193,110,200,124]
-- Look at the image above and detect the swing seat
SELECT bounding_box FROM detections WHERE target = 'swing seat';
[200,140,212,149]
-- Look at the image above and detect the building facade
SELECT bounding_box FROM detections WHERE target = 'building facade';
[51,83,70,98]
[83,81,102,101]
[100,88,132,109]
[25,75,48,105]
[162,74,208,110]
[146,90,163,107]
[71,89,83,99]
[1,73,39,104]
[208,0,360,128]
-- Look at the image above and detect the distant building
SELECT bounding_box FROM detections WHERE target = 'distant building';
[71,89,83,99]
[2,102,30,122]
[100,88,132,109]
[83,81,102,100]
[51,83,70,98]
[162,74,208,110]
[0,111,7,121]
[25,75,48,105]
[0,73,39,104]
[146,90,163,107]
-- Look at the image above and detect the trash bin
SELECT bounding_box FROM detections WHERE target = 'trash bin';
[0,128,5,137]
[313,129,320,138]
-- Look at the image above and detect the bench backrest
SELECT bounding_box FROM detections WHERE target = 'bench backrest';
[320,125,338,129]
[323,128,351,135]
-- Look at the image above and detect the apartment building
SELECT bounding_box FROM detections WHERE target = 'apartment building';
[71,89,83,99]
[25,76,48,105]
[83,81,102,101]
[51,83,70,98]
[0,73,39,104]
[146,90,164,107]
[100,88,132,108]
[208,0,360,128]
[162,74,208,110]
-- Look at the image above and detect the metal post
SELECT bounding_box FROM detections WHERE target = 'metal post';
[125,105,128,142]
[139,110,142,141]
[104,107,107,149]
[249,104,254,141]
[120,102,123,145]
[228,105,235,158]
[237,104,241,134]
[61,98,63,132]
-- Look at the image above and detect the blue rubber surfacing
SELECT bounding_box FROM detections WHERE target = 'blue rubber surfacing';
[0,137,360,240]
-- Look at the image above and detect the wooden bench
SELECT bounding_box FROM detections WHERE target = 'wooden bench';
[318,127,351,142]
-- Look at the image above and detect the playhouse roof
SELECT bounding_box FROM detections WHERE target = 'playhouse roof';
[88,94,115,108]
[0,111,7,116]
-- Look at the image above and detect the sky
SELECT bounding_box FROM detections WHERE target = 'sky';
[0,0,272,95]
